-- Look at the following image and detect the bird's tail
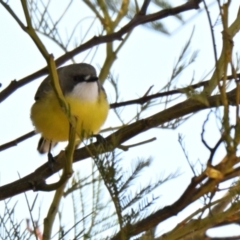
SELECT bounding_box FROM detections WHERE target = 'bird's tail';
[37,137,58,154]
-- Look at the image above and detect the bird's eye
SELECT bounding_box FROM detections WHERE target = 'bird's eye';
[73,75,85,82]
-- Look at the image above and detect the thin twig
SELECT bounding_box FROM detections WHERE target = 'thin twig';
[0,0,204,103]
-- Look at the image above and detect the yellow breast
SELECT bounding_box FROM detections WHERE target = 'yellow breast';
[31,91,109,141]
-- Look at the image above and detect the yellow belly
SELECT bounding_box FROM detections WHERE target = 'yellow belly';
[31,91,109,141]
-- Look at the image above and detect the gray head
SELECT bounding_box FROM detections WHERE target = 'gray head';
[34,63,99,100]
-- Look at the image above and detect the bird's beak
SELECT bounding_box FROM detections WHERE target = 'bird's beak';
[84,75,98,82]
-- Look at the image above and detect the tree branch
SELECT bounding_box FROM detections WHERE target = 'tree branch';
[0,0,203,103]
[0,87,237,200]
[1,73,238,153]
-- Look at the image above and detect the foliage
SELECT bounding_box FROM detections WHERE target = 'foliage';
[1,0,240,239]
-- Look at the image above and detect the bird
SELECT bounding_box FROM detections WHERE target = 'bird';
[30,63,109,154]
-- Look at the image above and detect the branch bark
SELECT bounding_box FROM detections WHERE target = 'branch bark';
[0,87,237,200]
[0,0,202,103]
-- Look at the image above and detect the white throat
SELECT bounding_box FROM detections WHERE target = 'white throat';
[68,82,99,101]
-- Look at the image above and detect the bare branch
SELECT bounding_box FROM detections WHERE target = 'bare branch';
[0,0,203,103]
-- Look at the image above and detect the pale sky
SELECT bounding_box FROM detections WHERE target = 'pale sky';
[1,1,240,239]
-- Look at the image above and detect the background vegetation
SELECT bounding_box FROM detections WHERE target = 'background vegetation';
[1,0,240,239]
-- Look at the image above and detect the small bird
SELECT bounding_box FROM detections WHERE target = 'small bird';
[30,63,109,153]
